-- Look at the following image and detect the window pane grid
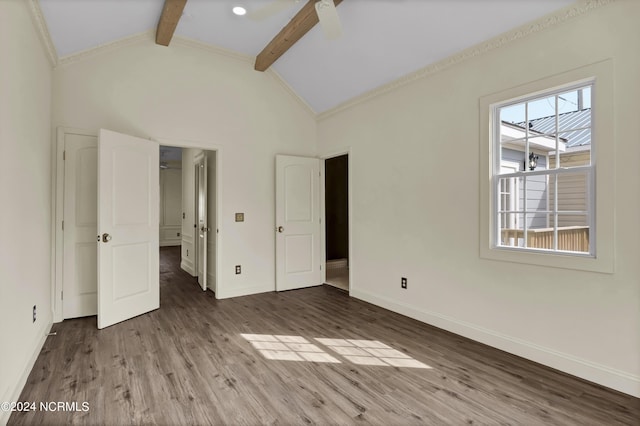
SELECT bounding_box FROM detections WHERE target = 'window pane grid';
[498,210,587,215]
[494,83,593,255]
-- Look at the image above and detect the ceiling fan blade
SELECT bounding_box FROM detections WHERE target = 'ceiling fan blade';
[315,0,342,40]
[249,0,300,21]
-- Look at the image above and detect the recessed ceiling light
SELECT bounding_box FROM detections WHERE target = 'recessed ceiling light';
[232,6,247,16]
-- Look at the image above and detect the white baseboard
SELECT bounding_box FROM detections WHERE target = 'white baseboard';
[0,321,52,426]
[160,241,181,247]
[180,259,195,276]
[351,288,640,398]
[217,284,273,300]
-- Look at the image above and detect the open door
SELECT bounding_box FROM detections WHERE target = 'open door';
[275,155,321,291]
[97,129,159,329]
[195,152,208,291]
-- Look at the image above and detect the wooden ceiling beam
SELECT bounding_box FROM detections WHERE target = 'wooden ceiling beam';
[156,0,188,46]
[254,0,343,72]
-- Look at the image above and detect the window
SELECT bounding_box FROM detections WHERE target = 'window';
[494,83,593,255]
[479,61,614,273]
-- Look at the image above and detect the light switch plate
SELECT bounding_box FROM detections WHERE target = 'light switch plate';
[235,213,244,222]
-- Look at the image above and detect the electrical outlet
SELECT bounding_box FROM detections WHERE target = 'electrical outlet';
[235,213,244,222]
[401,278,407,289]
[33,305,36,323]
[235,265,241,274]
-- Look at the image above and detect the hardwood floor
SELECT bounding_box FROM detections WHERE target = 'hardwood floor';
[9,247,639,425]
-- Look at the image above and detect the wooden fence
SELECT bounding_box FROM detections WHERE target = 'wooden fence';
[501,226,589,252]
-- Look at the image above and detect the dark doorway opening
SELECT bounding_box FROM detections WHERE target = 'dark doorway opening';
[325,154,349,291]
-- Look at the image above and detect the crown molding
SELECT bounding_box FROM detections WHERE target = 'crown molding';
[266,69,317,119]
[55,32,253,68]
[57,30,155,67]
[160,35,316,118]
[317,0,615,121]
[53,28,315,119]
[26,0,58,66]
[171,35,252,64]
[27,0,612,122]
[46,24,314,119]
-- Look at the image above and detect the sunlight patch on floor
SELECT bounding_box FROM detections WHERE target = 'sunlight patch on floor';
[240,334,340,363]
[240,334,431,368]
[316,338,431,369]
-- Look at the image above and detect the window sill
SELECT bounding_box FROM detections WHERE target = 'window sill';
[480,245,613,274]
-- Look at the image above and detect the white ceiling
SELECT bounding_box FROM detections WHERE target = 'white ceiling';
[38,0,576,113]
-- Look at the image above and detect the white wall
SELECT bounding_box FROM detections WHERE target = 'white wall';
[53,40,317,299]
[317,1,640,396]
[0,1,53,423]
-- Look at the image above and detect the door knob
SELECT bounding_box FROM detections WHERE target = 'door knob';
[102,233,112,243]
[201,226,210,233]
[277,226,284,233]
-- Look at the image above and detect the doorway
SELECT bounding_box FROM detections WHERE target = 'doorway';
[60,130,98,319]
[159,146,217,293]
[54,128,219,324]
[324,154,349,291]
[179,148,217,294]
[157,146,217,293]
[159,146,183,249]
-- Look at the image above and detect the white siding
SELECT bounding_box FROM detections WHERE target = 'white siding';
[549,150,590,227]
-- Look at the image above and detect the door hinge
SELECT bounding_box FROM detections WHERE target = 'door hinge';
[62,220,64,230]
[63,151,66,161]
[61,291,64,300]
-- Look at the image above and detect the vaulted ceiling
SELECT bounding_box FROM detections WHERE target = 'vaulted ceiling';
[38,0,576,114]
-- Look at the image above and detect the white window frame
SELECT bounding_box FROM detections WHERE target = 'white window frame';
[479,60,614,273]
[499,161,520,239]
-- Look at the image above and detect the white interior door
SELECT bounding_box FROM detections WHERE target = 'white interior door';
[98,129,159,329]
[275,155,321,291]
[195,153,208,291]
[63,133,98,318]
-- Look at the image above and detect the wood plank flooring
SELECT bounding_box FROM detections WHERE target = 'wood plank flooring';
[9,247,639,425]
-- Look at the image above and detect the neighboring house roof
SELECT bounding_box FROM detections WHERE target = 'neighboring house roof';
[517,108,591,148]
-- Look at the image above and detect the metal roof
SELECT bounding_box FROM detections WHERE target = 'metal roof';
[516,108,591,147]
